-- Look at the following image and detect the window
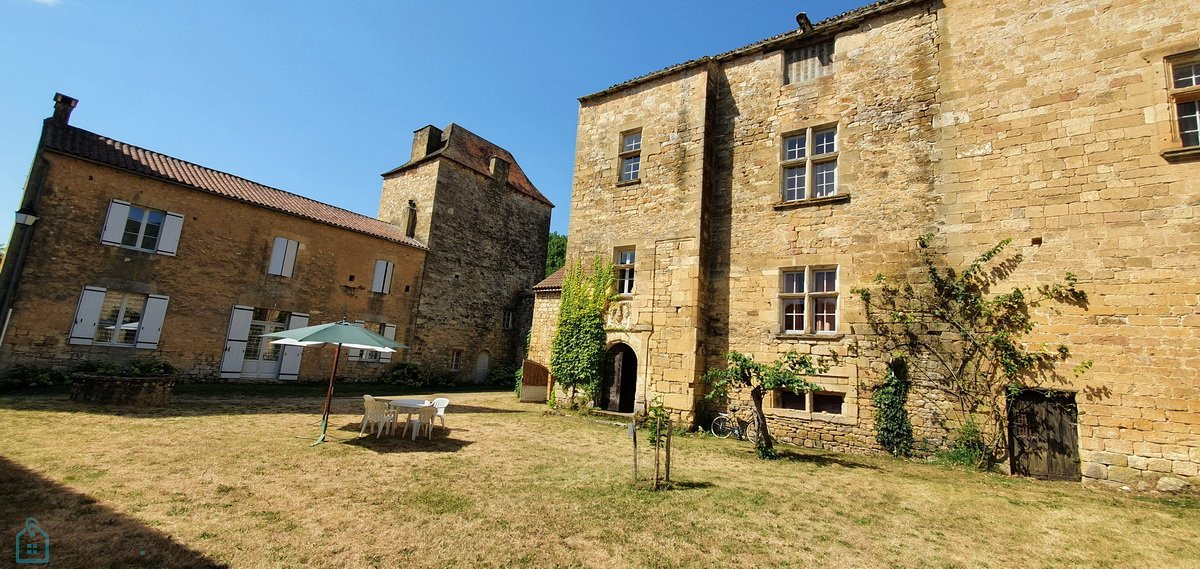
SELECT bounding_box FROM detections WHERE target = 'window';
[784,41,833,85]
[773,389,807,410]
[502,310,514,330]
[267,237,300,277]
[244,308,290,364]
[68,286,169,349]
[616,248,636,295]
[781,126,838,202]
[779,266,839,335]
[771,389,844,415]
[347,321,397,363]
[618,130,642,182]
[95,291,147,346]
[99,200,183,256]
[1169,55,1200,148]
[812,392,845,414]
[450,349,463,372]
[371,259,395,294]
[361,322,386,362]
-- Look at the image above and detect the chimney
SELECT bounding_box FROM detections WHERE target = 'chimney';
[795,12,813,32]
[488,156,509,185]
[51,93,78,126]
[410,125,444,162]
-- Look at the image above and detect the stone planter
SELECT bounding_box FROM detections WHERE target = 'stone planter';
[69,373,178,406]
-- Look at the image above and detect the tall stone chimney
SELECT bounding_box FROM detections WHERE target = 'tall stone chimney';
[51,93,78,126]
[410,125,444,162]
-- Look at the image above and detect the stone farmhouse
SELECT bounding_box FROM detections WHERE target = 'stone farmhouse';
[0,94,552,383]
[530,0,1199,489]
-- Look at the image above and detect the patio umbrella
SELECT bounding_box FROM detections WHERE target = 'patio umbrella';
[263,320,407,444]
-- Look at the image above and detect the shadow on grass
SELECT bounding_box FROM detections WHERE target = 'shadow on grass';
[669,480,716,490]
[774,449,880,470]
[0,455,225,568]
[444,404,523,415]
[335,423,473,453]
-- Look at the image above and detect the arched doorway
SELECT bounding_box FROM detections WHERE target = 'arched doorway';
[600,343,637,413]
[474,351,490,383]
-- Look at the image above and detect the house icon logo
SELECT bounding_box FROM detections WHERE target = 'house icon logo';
[15,517,49,565]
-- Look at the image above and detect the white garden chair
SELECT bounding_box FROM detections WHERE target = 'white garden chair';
[431,397,450,430]
[359,395,396,438]
[402,406,437,440]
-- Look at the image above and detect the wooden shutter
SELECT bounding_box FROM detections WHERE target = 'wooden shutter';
[380,324,397,363]
[277,312,309,380]
[282,239,298,277]
[371,260,387,293]
[383,262,394,294]
[219,305,254,379]
[346,320,365,361]
[268,237,287,275]
[68,286,106,345]
[99,200,130,246]
[134,294,170,349]
[156,211,184,256]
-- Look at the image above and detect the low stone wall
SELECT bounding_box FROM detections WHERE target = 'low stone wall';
[69,374,176,406]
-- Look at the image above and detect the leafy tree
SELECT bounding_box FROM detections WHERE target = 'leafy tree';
[704,351,827,459]
[549,257,615,404]
[545,232,567,277]
[851,234,1090,468]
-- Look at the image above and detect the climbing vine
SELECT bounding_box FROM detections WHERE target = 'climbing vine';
[549,257,616,405]
[873,360,914,457]
[852,233,1091,468]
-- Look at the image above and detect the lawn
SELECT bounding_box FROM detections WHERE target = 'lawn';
[0,387,1197,568]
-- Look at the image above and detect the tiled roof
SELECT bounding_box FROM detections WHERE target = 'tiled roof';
[533,267,566,292]
[580,0,926,102]
[42,123,426,249]
[382,124,554,208]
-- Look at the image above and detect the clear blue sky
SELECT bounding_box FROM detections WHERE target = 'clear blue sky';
[1,0,870,242]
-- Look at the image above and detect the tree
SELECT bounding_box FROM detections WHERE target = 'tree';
[545,232,567,277]
[549,257,614,405]
[851,234,1090,468]
[704,351,827,459]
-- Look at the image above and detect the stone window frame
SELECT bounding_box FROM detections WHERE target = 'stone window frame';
[502,310,514,330]
[770,388,846,415]
[779,124,839,204]
[778,265,839,336]
[617,129,642,183]
[615,247,636,296]
[783,40,834,86]
[449,349,464,372]
[1166,51,1200,153]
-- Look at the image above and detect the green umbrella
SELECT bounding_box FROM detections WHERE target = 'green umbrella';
[264,320,407,444]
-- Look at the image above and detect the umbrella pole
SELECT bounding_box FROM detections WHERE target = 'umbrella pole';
[314,343,342,445]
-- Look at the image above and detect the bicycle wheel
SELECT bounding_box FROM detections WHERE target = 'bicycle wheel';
[744,418,761,444]
[711,415,734,438]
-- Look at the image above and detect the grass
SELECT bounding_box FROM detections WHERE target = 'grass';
[0,388,1197,568]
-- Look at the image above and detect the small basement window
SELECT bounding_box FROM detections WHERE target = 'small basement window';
[812,392,845,414]
[773,389,807,410]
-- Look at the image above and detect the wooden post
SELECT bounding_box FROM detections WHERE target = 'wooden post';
[653,415,662,490]
[665,418,672,485]
[631,422,638,482]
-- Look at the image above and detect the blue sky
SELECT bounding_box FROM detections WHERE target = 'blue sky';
[1,0,870,242]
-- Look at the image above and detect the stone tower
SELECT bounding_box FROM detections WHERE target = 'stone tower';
[379,124,553,380]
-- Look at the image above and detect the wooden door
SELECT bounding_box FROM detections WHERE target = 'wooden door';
[1009,390,1081,481]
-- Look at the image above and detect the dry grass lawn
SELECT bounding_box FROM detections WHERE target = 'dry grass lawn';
[0,387,1197,568]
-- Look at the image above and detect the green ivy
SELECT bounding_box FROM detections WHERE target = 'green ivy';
[873,360,914,457]
[549,257,616,404]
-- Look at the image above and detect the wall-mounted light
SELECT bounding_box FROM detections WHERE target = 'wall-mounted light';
[14,209,38,226]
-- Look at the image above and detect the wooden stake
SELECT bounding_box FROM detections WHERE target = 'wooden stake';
[665,418,672,485]
[631,422,638,482]
[653,415,661,490]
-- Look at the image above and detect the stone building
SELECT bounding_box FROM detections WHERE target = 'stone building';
[530,0,1200,489]
[0,94,551,382]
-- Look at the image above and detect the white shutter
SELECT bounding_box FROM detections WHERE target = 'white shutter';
[268,237,287,276]
[134,294,169,350]
[371,260,387,293]
[283,239,298,278]
[383,261,394,294]
[156,211,184,256]
[277,312,309,380]
[100,200,130,246]
[219,305,254,379]
[380,323,397,363]
[68,286,106,345]
[347,320,365,361]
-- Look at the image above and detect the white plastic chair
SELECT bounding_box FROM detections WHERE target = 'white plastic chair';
[402,406,437,440]
[432,397,450,430]
[359,395,396,438]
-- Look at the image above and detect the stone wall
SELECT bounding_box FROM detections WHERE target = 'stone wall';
[2,152,425,381]
[528,290,560,368]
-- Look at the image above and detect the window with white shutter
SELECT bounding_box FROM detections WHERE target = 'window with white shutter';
[100,199,183,256]
[69,287,168,349]
[371,260,395,294]
[267,237,300,277]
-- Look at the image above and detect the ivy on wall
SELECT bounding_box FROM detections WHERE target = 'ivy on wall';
[549,257,615,404]
[873,359,914,457]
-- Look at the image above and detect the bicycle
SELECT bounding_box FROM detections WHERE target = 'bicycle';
[710,408,761,443]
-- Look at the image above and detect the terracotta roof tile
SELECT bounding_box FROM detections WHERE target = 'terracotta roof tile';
[42,123,425,249]
[533,267,566,292]
[382,124,553,208]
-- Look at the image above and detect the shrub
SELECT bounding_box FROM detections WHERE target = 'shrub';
[73,359,177,377]
[1,365,71,389]
[938,420,989,469]
[486,365,519,388]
